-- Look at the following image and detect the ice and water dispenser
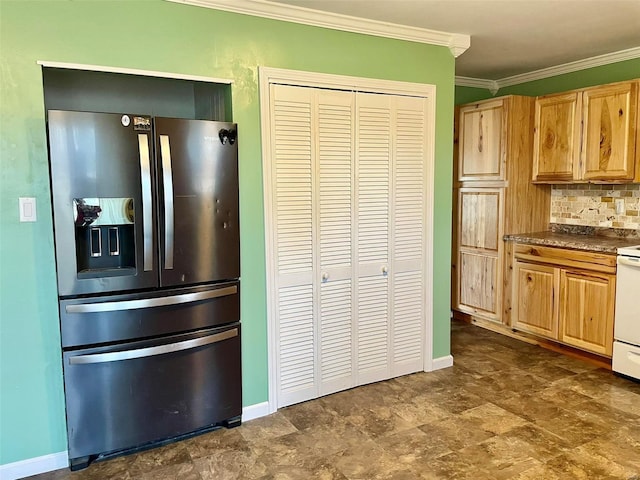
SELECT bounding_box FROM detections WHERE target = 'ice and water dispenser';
[73,197,136,278]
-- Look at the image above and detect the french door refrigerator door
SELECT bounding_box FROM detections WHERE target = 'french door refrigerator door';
[62,324,242,466]
[48,110,157,297]
[154,118,240,288]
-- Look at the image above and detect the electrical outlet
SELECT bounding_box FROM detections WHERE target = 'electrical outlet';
[615,198,625,215]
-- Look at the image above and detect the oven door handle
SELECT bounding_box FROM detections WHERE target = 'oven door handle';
[618,256,640,268]
[68,328,238,365]
[65,285,237,314]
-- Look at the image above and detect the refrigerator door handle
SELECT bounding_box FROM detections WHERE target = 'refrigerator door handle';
[159,135,174,270]
[138,134,153,272]
[68,328,238,365]
[65,285,238,313]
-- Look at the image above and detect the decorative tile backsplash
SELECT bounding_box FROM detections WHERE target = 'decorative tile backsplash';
[550,184,640,230]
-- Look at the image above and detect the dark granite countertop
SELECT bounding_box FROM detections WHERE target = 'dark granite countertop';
[504,224,640,254]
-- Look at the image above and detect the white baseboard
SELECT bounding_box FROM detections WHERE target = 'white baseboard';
[242,401,270,422]
[0,404,270,480]
[0,451,68,480]
[431,354,454,370]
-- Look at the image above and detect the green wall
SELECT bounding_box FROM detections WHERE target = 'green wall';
[0,0,455,465]
[454,85,495,105]
[456,57,640,104]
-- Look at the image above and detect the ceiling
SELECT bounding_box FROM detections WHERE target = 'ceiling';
[265,0,640,81]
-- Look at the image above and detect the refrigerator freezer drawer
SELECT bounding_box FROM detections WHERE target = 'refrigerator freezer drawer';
[612,341,640,380]
[60,282,239,348]
[63,324,242,463]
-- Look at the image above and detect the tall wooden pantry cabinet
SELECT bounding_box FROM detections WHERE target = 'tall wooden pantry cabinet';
[452,96,550,326]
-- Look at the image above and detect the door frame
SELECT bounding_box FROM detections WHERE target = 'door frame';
[259,66,436,414]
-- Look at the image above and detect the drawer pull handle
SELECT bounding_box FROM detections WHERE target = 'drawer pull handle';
[69,328,238,365]
[628,351,640,366]
[65,285,237,313]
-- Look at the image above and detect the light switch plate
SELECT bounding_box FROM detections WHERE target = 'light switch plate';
[19,197,37,222]
[615,198,625,215]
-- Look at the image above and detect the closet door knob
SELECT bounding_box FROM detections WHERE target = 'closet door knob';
[381,266,388,275]
[322,272,329,281]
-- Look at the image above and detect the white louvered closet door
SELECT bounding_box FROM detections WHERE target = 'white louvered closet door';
[317,90,355,396]
[390,96,427,377]
[355,93,392,386]
[271,84,316,407]
[269,82,429,407]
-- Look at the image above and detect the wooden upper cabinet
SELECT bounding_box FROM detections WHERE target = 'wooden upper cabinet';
[532,92,582,183]
[532,79,639,183]
[458,99,505,181]
[582,82,638,181]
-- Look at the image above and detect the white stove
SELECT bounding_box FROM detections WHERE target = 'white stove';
[612,244,640,380]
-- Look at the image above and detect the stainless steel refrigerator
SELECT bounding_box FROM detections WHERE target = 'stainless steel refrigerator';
[47,110,241,470]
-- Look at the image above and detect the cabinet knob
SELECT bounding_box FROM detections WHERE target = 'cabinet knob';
[322,272,329,281]
[382,266,388,275]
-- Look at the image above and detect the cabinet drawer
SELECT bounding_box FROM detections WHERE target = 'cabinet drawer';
[514,244,616,273]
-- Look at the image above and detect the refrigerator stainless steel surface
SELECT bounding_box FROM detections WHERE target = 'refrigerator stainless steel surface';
[47,110,241,470]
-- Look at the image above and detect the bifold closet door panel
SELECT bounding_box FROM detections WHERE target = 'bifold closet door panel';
[391,96,428,376]
[271,84,316,407]
[271,85,356,405]
[317,90,356,396]
[269,83,430,406]
[355,92,392,385]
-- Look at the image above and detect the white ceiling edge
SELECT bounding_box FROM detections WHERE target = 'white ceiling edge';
[456,46,640,94]
[37,60,234,84]
[167,0,471,57]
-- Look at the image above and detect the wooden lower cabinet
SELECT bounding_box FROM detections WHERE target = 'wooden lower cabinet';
[512,261,559,339]
[511,244,616,357]
[459,251,498,316]
[559,270,615,356]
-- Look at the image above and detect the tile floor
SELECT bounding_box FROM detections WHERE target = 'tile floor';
[29,321,640,479]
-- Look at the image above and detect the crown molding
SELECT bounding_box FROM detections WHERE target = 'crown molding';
[454,76,499,95]
[496,46,640,89]
[456,46,640,94]
[167,0,470,57]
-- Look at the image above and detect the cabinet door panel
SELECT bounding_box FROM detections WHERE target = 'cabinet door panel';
[459,189,500,252]
[560,271,615,356]
[512,261,558,339]
[532,93,581,182]
[582,82,637,181]
[459,252,498,314]
[458,100,504,181]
